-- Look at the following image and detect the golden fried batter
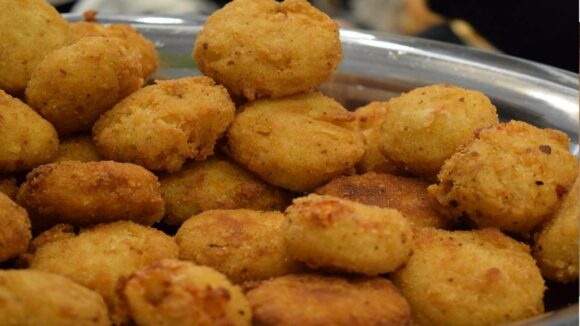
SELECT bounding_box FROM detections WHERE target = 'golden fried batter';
[285,194,412,275]
[93,77,235,172]
[176,209,299,283]
[194,0,342,100]
[391,228,545,326]
[160,157,291,225]
[52,135,101,163]
[17,161,164,230]
[0,270,109,326]
[316,172,453,228]
[245,274,412,326]
[379,84,498,176]
[0,90,59,173]
[227,92,364,192]
[428,121,578,233]
[25,37,143,135]
[353,101,401,174]
[0,192,31,263]
[534,175,579,283]
[117,259,251,326]
[27,221,179,324]
[0,175,17,199]
[0,0,74,94]
[71,22,159,79]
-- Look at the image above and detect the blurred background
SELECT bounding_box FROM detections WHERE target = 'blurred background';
[50,0,578,72]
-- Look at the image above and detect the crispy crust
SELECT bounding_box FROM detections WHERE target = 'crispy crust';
[176,209,300,283]
[25,37,144,135]
[160,157,291,225]
[227,92,364,192]
[0,90,59,173]
[428,120,579,233]
[71,22,159,79]
[379,84,498,177]
[353,101,402,174]
[0,0,74,94]
[93,77,235,172]
[284,194,412,275]
[245,274,412,326]
[194,0,341,100]
[116,259,251,326]
[0,192,31,263]
[534,175,579,283]
[0,270,109,326]
[17,161,165,230]
[392,227,545,326]
[52,135,101,163]
[28,221,179,324]
[316,172,453,228]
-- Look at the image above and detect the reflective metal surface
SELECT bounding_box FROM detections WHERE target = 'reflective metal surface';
[65,14,580,325]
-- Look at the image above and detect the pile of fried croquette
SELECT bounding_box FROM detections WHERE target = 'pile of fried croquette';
[0,0,578,325]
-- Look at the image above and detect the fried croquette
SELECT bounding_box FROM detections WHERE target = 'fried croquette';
[193,0,342,100]
[353,101,401,174]
[0,192,31,263]
[245,274,412,326]
[533,175,579,283]
[428,120,579,233]
[71,22,159,79]
[0,175,18,199]
[379,84,498,176]
[0,270,109,326]
[25,37,144,135]
[0,90,59,173]
[316,172,453,228]
[0,0,74,94]
[27,221,179,324]
[117,259,251,326]
[17,161,164,230]
[284,194,412,275]
[52,135,101,163]
[391,228,545,326]
[93,77,235,172]
[176,209,300,283]
[160,157,291,225]
[227,92,364,192]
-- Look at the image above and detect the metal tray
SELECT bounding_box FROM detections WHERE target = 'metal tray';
[66,14,580,325]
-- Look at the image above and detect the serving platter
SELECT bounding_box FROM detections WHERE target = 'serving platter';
[65,13,580,326]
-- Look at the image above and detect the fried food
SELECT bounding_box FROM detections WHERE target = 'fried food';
[428,120,579,233]
[93,77,235,172]
[0,192,31,263]
[245,274,412,326]
[176,209,299,283]
[160,157,291,225]
[17,161,164,230]
[193,0,342,100]
[0,269,109,326]
[0,90,59,173]
[353,101,401,174]
[0,0,74,94]
[25,37,144,135]
[0,175,17,199]
[117,259,251,326]
[284,194,412,275]
[227,92,364,192]
[316,172,453,228]
[533,175,579,283]
[391,228,545,326]
[71,22,159,79]
[379,84,498,176]
[27,221,179,324]
[52,135,101,163]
